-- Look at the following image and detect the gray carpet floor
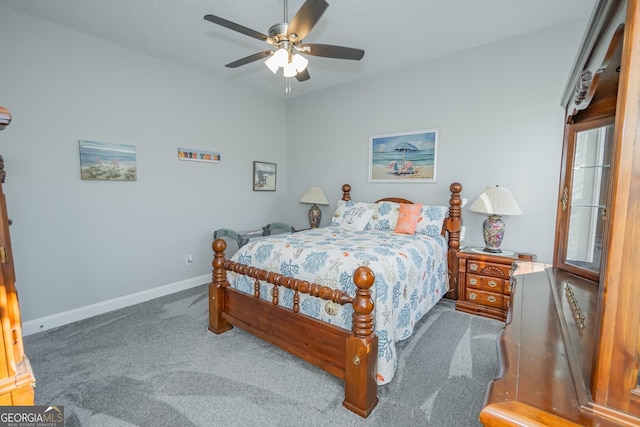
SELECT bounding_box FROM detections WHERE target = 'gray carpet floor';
[23,284,503,426]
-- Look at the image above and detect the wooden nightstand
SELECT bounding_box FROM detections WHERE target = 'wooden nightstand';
[455,248,535,321]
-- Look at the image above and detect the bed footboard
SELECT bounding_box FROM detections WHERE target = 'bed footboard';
[209,239,379,418]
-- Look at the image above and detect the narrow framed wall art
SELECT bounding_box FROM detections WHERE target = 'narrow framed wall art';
[178,148,221,163]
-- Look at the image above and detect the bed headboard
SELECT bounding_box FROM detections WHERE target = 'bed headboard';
[339,182,462,239]
[375,197,413,204]
[340,182,463,299]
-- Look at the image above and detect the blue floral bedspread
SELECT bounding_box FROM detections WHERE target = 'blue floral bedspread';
[227,226,449,385]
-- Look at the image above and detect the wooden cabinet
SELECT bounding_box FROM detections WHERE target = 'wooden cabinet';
[480,0,640,425]
[455,250,522,321]
[0,162,34,404]
[0,110,34,405]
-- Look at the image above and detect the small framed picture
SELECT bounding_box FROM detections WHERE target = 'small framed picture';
[253,161,277,191]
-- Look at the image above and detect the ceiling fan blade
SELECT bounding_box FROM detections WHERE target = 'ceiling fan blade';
[204,14,272,44]
[300,43,364,60]
[295,68,311,82]
[287,0,329,42]
[225,51,273,68]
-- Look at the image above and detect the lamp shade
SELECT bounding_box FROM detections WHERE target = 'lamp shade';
[468,186,522,216]
[299,187,329,205]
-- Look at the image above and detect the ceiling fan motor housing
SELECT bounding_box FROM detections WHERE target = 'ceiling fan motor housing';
[269,23,290,42]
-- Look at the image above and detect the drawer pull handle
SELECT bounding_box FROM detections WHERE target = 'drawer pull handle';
[488,280,497,288]
[468,292,477,301]
[487,296,497,303]
[469,263,478,272]
[470,278,478,286]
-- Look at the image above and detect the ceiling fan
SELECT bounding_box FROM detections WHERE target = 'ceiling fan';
[203,0,364,84]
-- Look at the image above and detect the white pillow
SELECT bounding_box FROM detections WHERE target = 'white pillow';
[331,200,377,230]
[341,206,376,231]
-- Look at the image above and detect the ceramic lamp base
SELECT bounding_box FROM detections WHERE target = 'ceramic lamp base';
[482,215,505,253]
[308,204,321,228]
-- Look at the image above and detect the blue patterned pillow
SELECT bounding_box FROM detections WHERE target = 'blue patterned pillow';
[368,201,401,231]
[415,205,448,237]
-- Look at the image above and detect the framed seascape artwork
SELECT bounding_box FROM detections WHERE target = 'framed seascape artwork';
[368,129,438,183]
[253,161,277,191]
[79,140,137,181]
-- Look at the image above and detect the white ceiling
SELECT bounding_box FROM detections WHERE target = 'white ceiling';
[0,0,596,99]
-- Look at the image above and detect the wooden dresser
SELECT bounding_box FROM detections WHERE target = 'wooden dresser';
[0,111,35,405]
[481,267,604,426]
[480,0,640,425]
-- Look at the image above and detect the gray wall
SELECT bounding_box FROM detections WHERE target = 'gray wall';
[0,6,588,329]
[285,20,588,264]
[0,8,287,327]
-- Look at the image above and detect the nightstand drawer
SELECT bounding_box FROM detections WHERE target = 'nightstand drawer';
[465,289,505,310]
[466,260,512,279]
[467,274,507,293]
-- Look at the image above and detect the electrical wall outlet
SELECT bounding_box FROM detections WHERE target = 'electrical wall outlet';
[185,254,193,265]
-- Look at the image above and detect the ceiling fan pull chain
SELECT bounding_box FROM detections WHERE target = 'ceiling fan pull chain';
[285,77,292,93]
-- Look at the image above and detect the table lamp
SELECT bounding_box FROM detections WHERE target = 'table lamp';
[299,186,329,228]
[468,185,522,253]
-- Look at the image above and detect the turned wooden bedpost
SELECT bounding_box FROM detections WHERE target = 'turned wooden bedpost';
[343,266,379,417]
[342,183,351,201]
[209,239,233,334]
[445,182,462,300]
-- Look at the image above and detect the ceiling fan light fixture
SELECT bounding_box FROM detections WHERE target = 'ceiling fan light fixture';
[265,48,288,73]
[283,62,297,78]
[265,56,280,74]
[292,53,308,72]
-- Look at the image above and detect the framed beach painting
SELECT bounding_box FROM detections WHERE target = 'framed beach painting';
[79,140,137,181]
[253,161,277,191]
[368,129,438,183]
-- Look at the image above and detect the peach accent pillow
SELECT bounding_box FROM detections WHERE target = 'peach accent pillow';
[394,203,423,235]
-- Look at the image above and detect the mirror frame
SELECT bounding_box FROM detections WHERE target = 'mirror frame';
[554,115,615,283]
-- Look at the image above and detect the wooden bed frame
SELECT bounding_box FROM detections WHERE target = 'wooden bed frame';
[209,182,462,417]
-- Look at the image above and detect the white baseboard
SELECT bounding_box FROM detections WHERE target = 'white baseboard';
[22,274,210,336]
